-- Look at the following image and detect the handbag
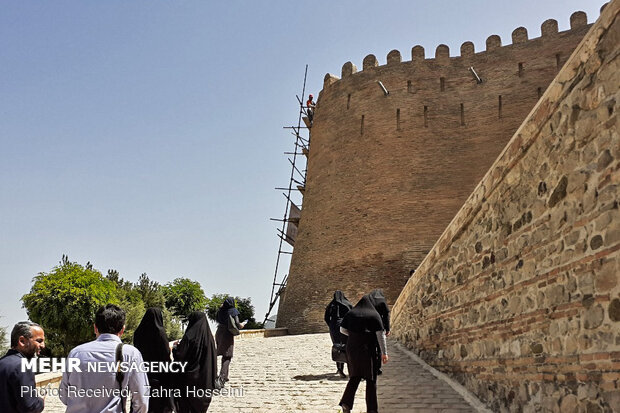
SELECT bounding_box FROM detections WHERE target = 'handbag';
[331,343,347,363]
[227,314,240,336]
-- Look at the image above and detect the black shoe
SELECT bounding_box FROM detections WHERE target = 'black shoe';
[340,404,351,413]
[338,370,347,378]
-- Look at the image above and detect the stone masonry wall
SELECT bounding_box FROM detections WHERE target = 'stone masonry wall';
[391,2,619,411]
[278,10,592,334]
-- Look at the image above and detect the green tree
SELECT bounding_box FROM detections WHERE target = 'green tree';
[162,307,183,340]
[0,323,8,354]
[134,273,166,309]
[105,269,145,343]
[22,256,119,355]
[108,271,181,341]
[236,297,263,329]
[206,294,263,329]
[162,278,207,321]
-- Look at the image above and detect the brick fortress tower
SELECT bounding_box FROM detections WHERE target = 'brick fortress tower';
[276,12,593,334]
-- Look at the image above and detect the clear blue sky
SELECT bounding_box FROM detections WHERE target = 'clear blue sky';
[0,0,602,336]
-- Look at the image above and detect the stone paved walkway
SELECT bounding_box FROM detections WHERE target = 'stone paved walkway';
[42,333,486,412]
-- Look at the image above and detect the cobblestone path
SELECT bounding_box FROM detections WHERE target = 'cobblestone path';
[43,333,486,412]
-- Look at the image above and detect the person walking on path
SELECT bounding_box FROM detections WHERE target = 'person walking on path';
[368,289,390,336]
[0,321,46,413]
[172,312,217,413]
[215,297,246,388]
[324,290,353,377]
[133,308,174,413]
[339,295,388,413]
[60,304,149,413]
[368,288,391,376]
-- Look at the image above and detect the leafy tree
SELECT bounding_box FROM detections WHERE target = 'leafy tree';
[134,273,166,309]
[236,297,263,329]
[162,278,207,321]
[206,294,263,329]
[0,323,8,354]
[108,271,181,341]
[162,307,183,340]
[205,294,227,321]
[106,269,135,292]
[22,256,119,355]
[122,300,146,343]
[105,269,144,343]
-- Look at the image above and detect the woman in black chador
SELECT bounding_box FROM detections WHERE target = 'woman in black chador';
[368,289,390,335]
[324,290,353,377]
[133,308,174,413]
[172,311,217,413]
[368,288,391,376]
[215,297,245,387]
[339,295,388,413]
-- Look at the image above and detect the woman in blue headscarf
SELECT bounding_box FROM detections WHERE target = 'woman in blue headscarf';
[215,297,245,388]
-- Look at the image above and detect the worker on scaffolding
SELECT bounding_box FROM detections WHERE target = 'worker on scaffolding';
[306,94,316,126]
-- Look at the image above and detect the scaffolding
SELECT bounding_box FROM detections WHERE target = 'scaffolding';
[264,65,312,326]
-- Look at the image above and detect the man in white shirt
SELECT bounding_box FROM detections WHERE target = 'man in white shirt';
[60,304,149,413]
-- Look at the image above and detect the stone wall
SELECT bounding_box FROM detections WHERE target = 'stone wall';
[278,10,593,334]
[391,2,619,411]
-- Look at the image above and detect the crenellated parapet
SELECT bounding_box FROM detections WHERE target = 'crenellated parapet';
[328,10,594,88]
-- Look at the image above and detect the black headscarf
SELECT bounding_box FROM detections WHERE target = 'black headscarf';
[216,297,240,325]
[340,295,384,334]
[173,311,217,411]
[368,289,390,332]
[325,290,353,324]
[133,308,170,363]
[333,290,353,310]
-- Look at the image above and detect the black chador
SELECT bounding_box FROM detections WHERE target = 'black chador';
[368,289,390,334]
[340,296,384,380]
[324,290,353,376]
[133,308,174,413]
[339,295,386,413]
[173,312,217,413]
[325,290,353,342]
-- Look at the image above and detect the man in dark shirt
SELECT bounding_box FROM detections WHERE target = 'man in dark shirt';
[0,321,45,413]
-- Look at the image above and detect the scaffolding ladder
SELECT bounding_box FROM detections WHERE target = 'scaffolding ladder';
[264,65,312,326]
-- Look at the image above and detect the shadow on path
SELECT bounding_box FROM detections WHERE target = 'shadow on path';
[293,373,347,382]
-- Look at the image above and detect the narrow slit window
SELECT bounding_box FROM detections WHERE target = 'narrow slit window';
[537,87,543,99]
[555,53,562,70]
[518,63,524,77]
[423,106,428,128]
[347,94,351,109]
[498,95,503,119]
[440,77,445,92]
[407,80,413,93]
[460,103,465,126]
[360,115,365,136]
[397,108,401,130]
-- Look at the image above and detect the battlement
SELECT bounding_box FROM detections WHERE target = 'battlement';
[323,9,598,89]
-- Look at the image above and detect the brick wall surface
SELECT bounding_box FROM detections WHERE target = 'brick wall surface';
[391,2,619,411]
[277,10,592,334]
